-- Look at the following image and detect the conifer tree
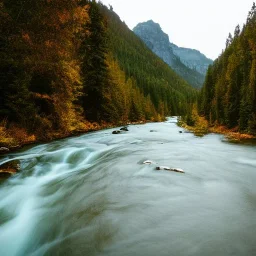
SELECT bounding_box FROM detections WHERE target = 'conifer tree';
[81,0,110,122]
[199,2,256,134]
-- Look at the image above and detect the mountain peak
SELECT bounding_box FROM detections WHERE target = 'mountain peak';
[136,19,160,27]
[144,20,161,28]
[133,20,171,53]
[133,21,213,82]
[133,20,169,40]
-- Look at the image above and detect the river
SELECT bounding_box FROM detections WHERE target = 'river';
[0,117,256,256]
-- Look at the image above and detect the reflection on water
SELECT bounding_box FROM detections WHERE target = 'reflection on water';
[0,117,256,256]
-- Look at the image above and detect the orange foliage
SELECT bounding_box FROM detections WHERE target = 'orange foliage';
[0,121,36,148]
[22,32,32,44]
[57,10,71,24]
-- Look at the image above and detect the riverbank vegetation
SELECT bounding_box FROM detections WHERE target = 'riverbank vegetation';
[179,105,256,143]
[198,3,256,137]
[0,0,196,150]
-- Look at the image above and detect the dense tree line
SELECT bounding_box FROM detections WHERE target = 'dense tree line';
[169,54,205,89]
[0,0,89,137]
[0,0,197,143]
[100,3,197,117]
[199,3,256,135]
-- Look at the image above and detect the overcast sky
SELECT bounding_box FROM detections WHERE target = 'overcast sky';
[100,0,254,60]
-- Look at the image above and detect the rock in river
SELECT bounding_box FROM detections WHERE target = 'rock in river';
[112,130,121,134]
[120,126,129,131]
[143,160,157,165]
[0,147,10,154]
[0,160,21,179]
[156,166,185,173]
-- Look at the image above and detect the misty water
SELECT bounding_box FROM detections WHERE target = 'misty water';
[0,117,256,256]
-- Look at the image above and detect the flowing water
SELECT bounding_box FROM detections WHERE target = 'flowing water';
[0,117,256,256]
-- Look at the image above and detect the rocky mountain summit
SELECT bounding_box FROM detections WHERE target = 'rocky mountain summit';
[133,20,213,88]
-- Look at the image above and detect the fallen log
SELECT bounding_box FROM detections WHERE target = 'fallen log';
[156,166,185,173]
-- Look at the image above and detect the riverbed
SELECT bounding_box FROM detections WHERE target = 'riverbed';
[0,117,255,256]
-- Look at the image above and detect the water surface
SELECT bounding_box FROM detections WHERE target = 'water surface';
[0,117,256,256]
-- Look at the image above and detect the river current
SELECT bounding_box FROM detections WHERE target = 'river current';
[0,117,256,256]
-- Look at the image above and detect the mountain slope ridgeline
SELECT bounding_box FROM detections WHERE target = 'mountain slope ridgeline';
[133,20,213,88]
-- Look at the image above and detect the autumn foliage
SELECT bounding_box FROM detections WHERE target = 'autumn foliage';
[0,0,197,147]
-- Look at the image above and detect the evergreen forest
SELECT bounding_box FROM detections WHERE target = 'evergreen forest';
[0,0,196,146]
[199,3,256,135]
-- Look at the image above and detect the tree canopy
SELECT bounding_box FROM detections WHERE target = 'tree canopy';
[199,3,256,135]
[0,0,197,144]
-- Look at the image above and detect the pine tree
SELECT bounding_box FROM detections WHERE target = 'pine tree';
[81,0,110,122]
[199,2,256,134]
[0,0,89,133]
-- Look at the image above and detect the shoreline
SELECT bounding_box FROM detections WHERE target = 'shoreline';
[208,126,256,143]
[0,119,149,182]
[0,120,149,156]
[178,116,256,143]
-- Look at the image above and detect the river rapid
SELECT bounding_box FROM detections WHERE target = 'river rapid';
[0,117,256,256]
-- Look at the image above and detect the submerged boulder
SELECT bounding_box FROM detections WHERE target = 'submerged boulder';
[112,130,121,134]
[0,160,21,179]
[113,127,129,134]
[143,160,157,165]
[156,166,185,173]
[120,126,129,131]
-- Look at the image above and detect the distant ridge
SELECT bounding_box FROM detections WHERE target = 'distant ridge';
[133,20,213,88]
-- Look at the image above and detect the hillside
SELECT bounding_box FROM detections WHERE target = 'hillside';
[171,44,213,75]
[0,0,196,148]
[99,5,197,114]
[133,20,212,88]
[198,3,256,135]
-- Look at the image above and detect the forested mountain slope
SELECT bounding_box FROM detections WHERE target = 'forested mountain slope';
[0,0,196,147]
[100,4,197,114]
[199,3,256,135]
[171,43,213,75]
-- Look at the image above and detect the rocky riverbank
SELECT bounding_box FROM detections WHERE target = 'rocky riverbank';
[0,160,21,183]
